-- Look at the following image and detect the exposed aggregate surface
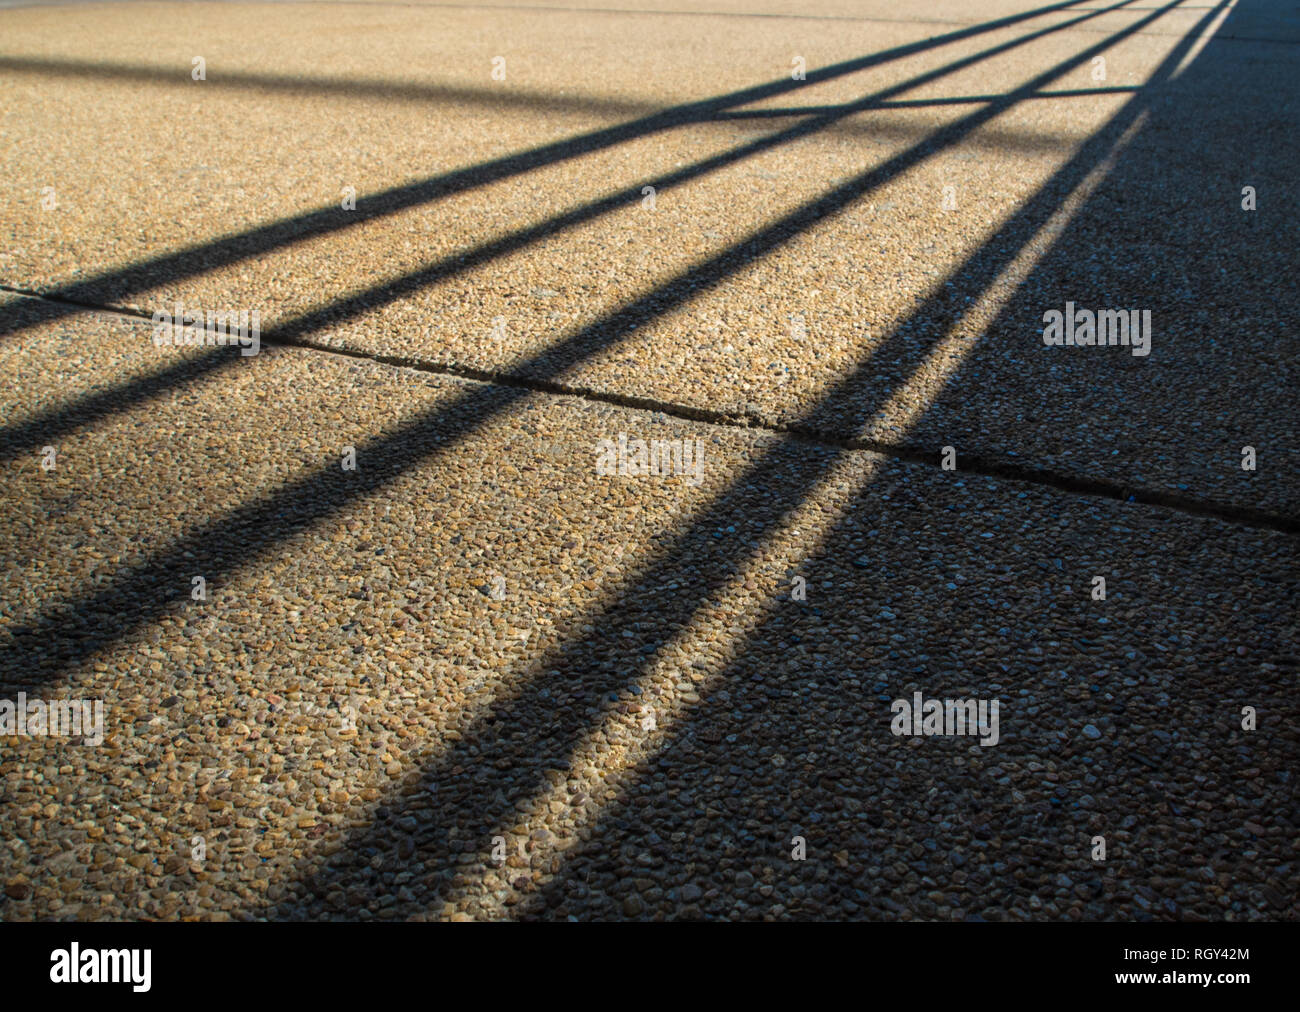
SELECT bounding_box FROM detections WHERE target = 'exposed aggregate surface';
[0,0,1297,921]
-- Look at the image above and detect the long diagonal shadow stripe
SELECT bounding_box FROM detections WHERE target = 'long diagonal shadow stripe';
[0,0,1154,698]
[0,336,239,466]
[705,86,1144,118]
[254,0,1209,918]
[0,0,1092,344]
[0,54,666,118]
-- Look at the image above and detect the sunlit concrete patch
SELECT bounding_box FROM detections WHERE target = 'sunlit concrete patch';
[0,0,1066,292]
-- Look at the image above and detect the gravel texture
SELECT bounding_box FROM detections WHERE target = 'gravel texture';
[2,1,1295,510]
[0,306,1295,921]
[0,0,1297,922]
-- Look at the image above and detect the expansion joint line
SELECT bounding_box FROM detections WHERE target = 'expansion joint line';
[3,283,1295,537]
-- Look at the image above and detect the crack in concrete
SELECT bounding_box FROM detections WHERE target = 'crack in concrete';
[4,282,1295,536]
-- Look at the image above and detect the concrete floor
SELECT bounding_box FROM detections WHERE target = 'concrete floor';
[0,0,1296,920]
